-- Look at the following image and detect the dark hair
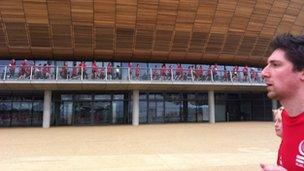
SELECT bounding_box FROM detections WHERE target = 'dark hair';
[270,33,304,71]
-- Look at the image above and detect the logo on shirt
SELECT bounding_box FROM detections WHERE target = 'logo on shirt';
[296,140,304,168]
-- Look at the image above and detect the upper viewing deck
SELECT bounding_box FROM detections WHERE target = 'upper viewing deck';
[0,65,266,91]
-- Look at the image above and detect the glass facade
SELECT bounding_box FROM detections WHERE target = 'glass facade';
[52,92,129,126]
[0,90,272,127]
[0,91,43,127]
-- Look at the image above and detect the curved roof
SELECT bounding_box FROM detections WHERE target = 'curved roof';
[0,0,303,66]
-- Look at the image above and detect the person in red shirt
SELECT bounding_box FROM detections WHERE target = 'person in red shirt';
[152,65,158,80]
[243,65,249,82]
[100,66,105,80]
[92,60,98,79]
[72,63,78,79]
[107,62,112,80]
[128,62,132,80]
[135,64,140,80]
[261,34,304,171]
[8,59,16,78]
[175,63,182,80]
[161,64,167,80]
[206,65,212,81]
[60,62,68,79]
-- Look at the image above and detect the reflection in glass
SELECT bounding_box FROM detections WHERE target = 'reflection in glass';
[187,101,196,122]
[75,94,92,101]
[32,101,43,126]
[139,101,147,123]
[59,101,73,125]
[74,101,92,125]
[113,101,124,124]
[165,101,180,122]
[148,101,164,123]
[0,102,11,127]
[93,101,111,124]
[94,94,111,100]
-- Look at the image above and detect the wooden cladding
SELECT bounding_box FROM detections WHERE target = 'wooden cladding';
[0,0,304,66]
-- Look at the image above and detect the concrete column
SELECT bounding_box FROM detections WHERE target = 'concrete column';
[272,99,278,110]
[43,90,52,128]
[208,90,215,124]
[132,90,139,126]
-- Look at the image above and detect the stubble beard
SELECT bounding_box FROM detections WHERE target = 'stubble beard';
[266,89,279,100]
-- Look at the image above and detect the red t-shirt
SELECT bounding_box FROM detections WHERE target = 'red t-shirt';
[279,109,304,170]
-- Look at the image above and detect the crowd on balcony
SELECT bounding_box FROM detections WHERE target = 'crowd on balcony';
[2,59,263,83]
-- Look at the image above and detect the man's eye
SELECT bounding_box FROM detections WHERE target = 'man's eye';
[272,63,279,67]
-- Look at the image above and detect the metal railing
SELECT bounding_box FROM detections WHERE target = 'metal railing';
[0,65,265,84]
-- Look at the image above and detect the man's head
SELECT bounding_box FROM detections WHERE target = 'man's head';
[262,34,304,100]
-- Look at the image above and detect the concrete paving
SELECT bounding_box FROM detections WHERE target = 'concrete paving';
[0,122,280,171]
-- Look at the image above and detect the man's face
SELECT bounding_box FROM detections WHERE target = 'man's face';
[262,49,302,100]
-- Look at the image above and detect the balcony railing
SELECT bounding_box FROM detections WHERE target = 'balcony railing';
[0,65,264,84]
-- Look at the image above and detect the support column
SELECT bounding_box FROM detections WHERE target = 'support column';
[208,90,215,124]
[43,90,52,128]
[272,99,278,110]
[132,90,139,126]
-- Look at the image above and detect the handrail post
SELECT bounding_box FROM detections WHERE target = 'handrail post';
[81,66,83,80]
[150,68,153,81]
[30,66,33,80]
[248,70,252,83]
[3,66,7,80]
[105,67,107,81]
[229,71,233,82]
[56,66,59,80]
[128,68,130,81]
[210,69,214,82]
[191,68,194,81]
[170,68,173,81]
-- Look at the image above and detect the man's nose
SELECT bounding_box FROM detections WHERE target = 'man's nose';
[261,66,269,78]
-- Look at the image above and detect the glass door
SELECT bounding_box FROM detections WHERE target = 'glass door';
[32,101,43,126]
[59,101,73,125]
[74,101,92,125]
[92,101,111,124]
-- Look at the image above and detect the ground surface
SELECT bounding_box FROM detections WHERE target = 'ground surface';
[0,122,279,171]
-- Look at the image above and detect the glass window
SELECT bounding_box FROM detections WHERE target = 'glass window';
[0,101,11,127]
[139,93,147,100]
[75,94,92,101]
[95,94,111,100]
[113,94,124,100]
[165,93,181,101]
[155,94,163,100]
[139,101,147,123]
[32,101,43,126]
[187,94,196,100]
[187,100,197,122]
[113,101,124,124]
[61,95,73,101]
[165,100,180,123]
[148,94,155,100]
[148,101,164,123]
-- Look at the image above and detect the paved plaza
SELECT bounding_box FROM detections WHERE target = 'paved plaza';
[0,122,279,171]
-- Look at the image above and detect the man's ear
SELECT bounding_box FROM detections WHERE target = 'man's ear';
[301,70,304,81]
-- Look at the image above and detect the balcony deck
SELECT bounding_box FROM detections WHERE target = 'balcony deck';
[0,65,266,91]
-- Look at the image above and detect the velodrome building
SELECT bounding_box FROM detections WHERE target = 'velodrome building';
[0,0,301,128]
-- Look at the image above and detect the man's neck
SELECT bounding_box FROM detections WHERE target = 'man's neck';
[281,94,304,117]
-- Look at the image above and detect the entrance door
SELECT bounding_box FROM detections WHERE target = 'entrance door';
[226,101,241,121]
[92,101,111,124]
[59,101,73,125]
[74,101,92,125]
